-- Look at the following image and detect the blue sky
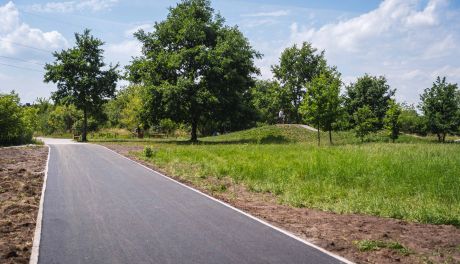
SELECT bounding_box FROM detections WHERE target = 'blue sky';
[1,0,459,105]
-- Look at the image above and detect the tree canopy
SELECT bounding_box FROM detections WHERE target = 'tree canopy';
[300,68,342,145]
[272,42,325,123]
[44,29,119,141]
[128,0,260,141]
[344,74,395,129]
[420,76,460,142]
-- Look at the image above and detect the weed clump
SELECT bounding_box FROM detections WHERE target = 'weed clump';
[143,146,155,158]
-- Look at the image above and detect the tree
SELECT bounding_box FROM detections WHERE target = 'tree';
[128,0,260,141]
[44,29,119,141]
[48,104,82,133]
[399,103,427,135]
[353,105,377,142]
[0,92,34,145]
[272,42,325,123]
[250,80,290,124]
[344,74,395,129]
[384,100,402,142]
[420,76,460,142]
[300,68,342,145]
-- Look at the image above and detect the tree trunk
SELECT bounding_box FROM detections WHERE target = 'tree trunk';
[437,133,441,142]
[82,108,88,142]
[191,120,198,142]
[442,133,446,143]
[329,130,333,145]
[317,120,320,146]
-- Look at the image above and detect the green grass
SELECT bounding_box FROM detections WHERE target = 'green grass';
[108,125,460,225]
[354,240,411,255]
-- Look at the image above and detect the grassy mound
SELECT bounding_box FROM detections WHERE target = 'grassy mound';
[202,124,431,145]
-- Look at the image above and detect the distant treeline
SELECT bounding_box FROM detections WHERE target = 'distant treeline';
[1,0,459,145]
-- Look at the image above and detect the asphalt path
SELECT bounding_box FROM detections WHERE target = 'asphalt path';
[37,139,349,264]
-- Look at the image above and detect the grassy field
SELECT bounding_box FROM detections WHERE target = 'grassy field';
[97,125,460,225]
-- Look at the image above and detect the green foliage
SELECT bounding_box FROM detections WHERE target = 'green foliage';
[143,146,155,158]
[272,42,325,123]
[44,29,119,141]
[104,85,146,131]
[0,92,34,145]
[354,240,410,255]
[48,104,82,133]
[159,119,177,136]
[300,69,342,144]
[250,80,288,124]
[344,74,395,129]
[384,100,402,142]
[420,76,460,142]
[353,106,378,142]
[399,104,427,135]
[128,0,260,141]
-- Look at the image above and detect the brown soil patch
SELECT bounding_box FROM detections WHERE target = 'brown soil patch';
[0,146,48,264]
[100,142,460,264]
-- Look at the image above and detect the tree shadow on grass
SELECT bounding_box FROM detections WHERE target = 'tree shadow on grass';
[95,134,292,145]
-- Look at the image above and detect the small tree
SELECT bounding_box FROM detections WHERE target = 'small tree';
[300,68,342,145]
[344,74,395,129]
[420,76,459,142]
[44,29,119,141]
[272,42,325,123]
[353,105,377,142]
[384,100,402,143]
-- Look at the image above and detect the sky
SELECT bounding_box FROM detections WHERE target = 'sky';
[1,0,460,105]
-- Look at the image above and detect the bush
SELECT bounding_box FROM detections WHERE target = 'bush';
[399,104,427,135]
[143,146,155,158]
[0,92,34,145]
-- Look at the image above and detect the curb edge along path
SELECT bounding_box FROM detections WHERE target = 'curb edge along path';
[29,144,50,264]
[29,138,353,264]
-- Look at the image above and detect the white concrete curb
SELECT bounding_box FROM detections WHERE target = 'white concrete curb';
[98,144,354,264]
[29,145,50,264]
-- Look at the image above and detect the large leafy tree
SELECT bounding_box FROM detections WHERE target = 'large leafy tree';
[272,42,325,123]
[300,68,342,145]
[344,74,395,129]
[420,76,459,142]
[44,29,119,141]
[128,0,260,141]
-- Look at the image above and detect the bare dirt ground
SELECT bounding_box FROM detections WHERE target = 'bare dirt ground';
[101,143,460,264]
[0,146,48,264]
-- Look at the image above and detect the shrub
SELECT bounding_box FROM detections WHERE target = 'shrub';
[143,146,155,158]
[0,92,34,146]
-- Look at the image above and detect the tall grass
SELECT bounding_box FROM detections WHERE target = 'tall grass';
[113,125,460,225]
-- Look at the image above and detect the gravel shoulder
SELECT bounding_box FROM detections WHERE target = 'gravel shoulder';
[100,142,460,264]
[0,146,48,264]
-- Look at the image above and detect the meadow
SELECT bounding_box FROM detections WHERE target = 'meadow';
[95,125,460,225]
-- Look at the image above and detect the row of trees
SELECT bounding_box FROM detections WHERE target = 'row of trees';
[31,0,460,144]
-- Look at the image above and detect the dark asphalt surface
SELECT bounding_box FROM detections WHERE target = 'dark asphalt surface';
[38,142,347,264]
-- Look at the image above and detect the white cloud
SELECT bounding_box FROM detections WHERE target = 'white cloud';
[124,24,153,37]
[27,0,118,13]
[106,40,141,67]
[0,2,67,55]
[243,10,290,17]
[283,0,460,104]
